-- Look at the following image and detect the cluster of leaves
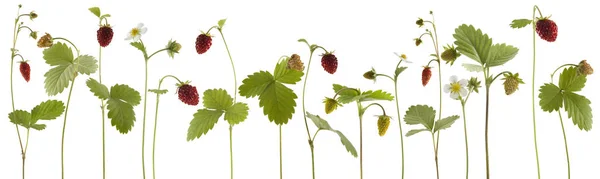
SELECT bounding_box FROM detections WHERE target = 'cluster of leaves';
[43,42,98,95]
[238,57,303,125]
[404,105,459,136]
[306,112,357,157]
[453,24,519,76]
[187,89,249,141]
[9,100,65,131]
[539,67,593,130]
[331,84,394,105]
[86,78,142,134]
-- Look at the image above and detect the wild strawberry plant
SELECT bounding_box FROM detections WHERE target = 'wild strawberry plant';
[238,55,304,179]
[538,61,593,179]
[325,84,393,179]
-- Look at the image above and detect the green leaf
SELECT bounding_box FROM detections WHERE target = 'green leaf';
[538,83,563,112]
[306,112,332,130]
[510,19,532,29]
[434,115,460,133]
[334,130,358,157]
[462,63,484,72]
[218,19,227,28]
[86,78,110,100]
[44,64,75,96]
[404,105,436,131]
[31,100,65,121]
[9,110,32,128]
[43,42,74,66]
[130,42,145,53]
[224,102,249,125]
[107,99,136,134]
[149,89,168,95]
[259,83,298,125]
[333,84,360,104]
[358,90,394,102]
[453,24,492,65]
[203,89,234,110]
[239,71,274,98]
[563,92,593,131]
[559,67,586,92]
[30,124,46,131]
[486,43,519,67]
[89,7,101,17]
[110,84,142,106]
[187,109,223,141]
[394,67,408,78]
[406,129,429,137]
[74,55,98,75]
[274,58,304,84]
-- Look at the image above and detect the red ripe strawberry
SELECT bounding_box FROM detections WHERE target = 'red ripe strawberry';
[422,66,432,86]
[321,53,338,74]
[177,84,199,106]
[97,25,114,47]
[536,18,557,42]
[19,61,31,82]
[195,34,212,54]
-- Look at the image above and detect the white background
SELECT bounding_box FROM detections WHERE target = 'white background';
[1,0,599,178]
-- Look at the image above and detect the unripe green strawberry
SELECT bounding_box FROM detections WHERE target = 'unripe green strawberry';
[502,73,524,95]
[323,97,341,114]
[441,45,460,65]
[363,68,376,81]
[377,115,391,136]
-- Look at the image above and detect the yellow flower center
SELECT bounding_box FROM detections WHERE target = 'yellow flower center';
[451,82,461,93]
[130,28,140,36]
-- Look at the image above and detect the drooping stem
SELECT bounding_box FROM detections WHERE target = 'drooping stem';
[300,43,316,179]
[217,29,238,102]
[99,46,107,179]
[461,100,469,179]
[557,110,571,179]
[393,80,405,179]
[10,14,26,179]
[532,5,542,179]
[229,125,234,179]
[62,78,77,179]
[279,125,283,179]
[141,60,148,179]
[484,83,490,179]
[431,133,439,179]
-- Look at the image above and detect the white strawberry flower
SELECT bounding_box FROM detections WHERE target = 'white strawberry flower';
[125,23,147,41]
[444,75,468,100]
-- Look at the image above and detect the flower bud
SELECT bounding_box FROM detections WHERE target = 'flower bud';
[578,60,593,75]
[363,68,376,81]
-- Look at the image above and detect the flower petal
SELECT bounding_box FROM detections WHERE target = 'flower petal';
[459,79,468,87]
[137,23,144,29]
[444,84,451,93]
[460,88,468,97]
[125,36,132,40]
[450,75,458,83]
[450,92,459,100]
[139,27,147,34]
[133,35,141,41]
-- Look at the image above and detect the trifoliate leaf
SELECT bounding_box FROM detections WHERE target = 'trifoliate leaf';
[462,63,484,72]
[110,84,142,106]
[130,42,145,53]
[203,89,234,111]
[358,90,394,102]
[239,71,274,98]
[563,91,593,131]
[559,67,586,92]
[333,84,360,104]
[406,129,429,137]
[453,24,492,65]
[538,83,563,112]
[218,19,227,29]
[74,55,98,75]
[86,78,110,100]
[334,130,358,157]
[307,112,333,130]
[433,115,460,133]
[404,105,436,131]
[31,100,65,121]
[224,102,249,125]
[187,109,223,141]
[44,64,76,96]
[30,124,46,131]
[394,67,408,78]
[43,42,73,66]
[486,43,519,67]
[9,110,32,128]
[149,89,168,95]
[259,82,297,125]
[89,7,101,17]
[274,58,303,84]
[510,19,532,29]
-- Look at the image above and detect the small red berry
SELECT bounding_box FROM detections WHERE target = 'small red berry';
[536,18,558,42]
[97,25,114,47]
[177,84,199,106]
[422,67,432,86]
[195,34,212,54]
[19,61,31,82]
[321,53,338,74]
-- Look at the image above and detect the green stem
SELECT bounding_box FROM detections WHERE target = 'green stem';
[484,83,490,179]
[53,38,80,55]
[301,47,316,179]
[310,142,315,179]
[229,125,234,179]
[147,49,169,60]
[357,102,364,179]
[22,129,30,179]
[11,14,26,179]
[141,60,148,179]
[218,27,238,179]
[62,77,77,179]
[99,46,107,179]
[431,133,439,179]
[461,101,469,179]
[435,61,442,151]
[532,6,541,179]
[279,125,283,179]
[550,64,578,83]
[393,80,405,179]
[557,110,571,179]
